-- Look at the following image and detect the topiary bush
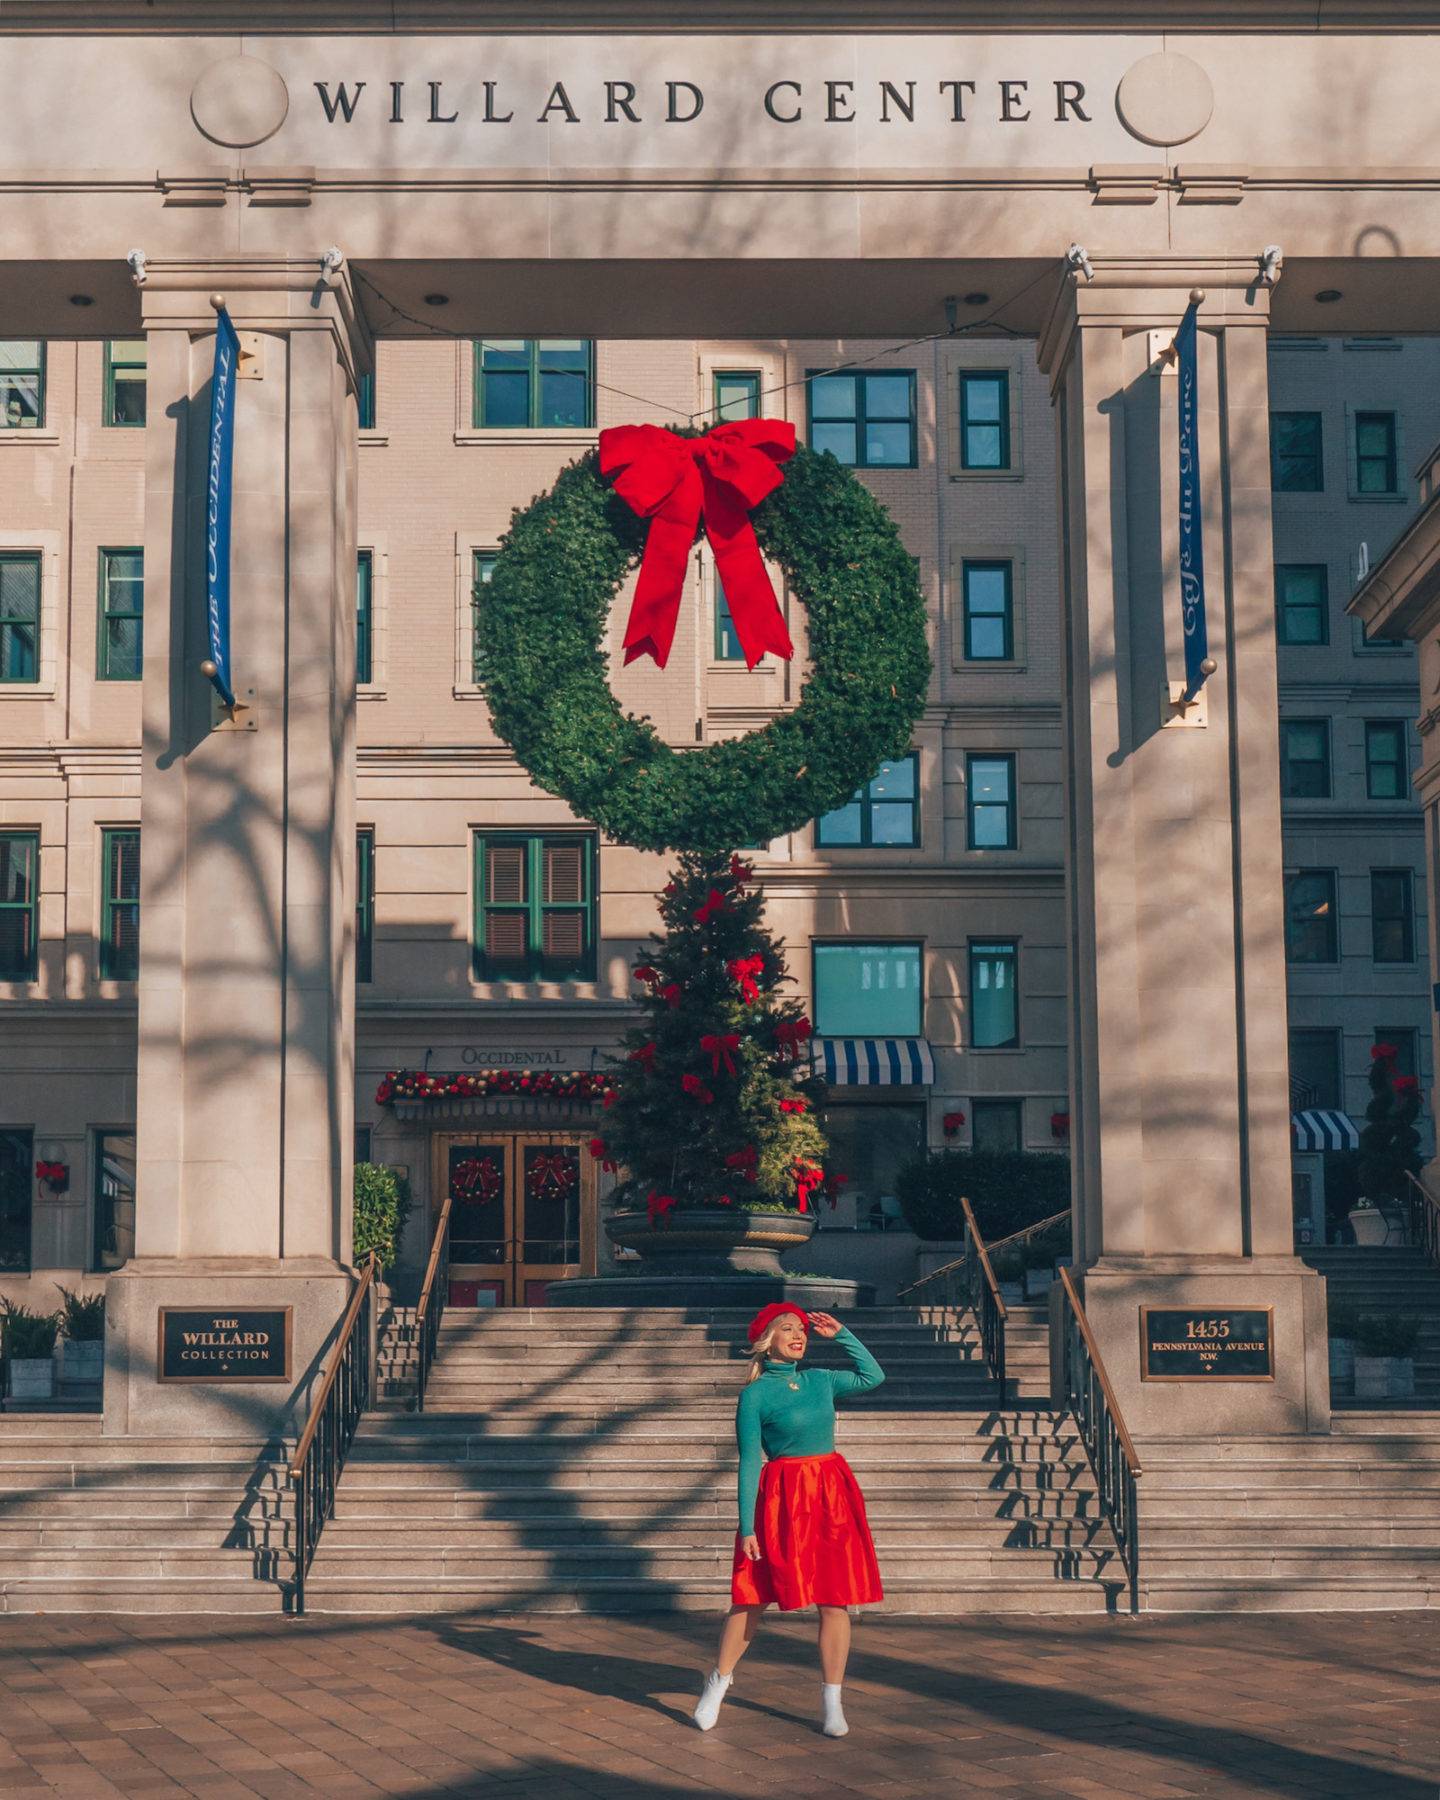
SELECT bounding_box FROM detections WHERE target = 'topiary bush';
[354,1162,413,1271]
[896,1149,1072,1243]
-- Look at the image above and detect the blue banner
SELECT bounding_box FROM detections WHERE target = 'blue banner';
[204,307,240,709]
[1175,303,1209,703]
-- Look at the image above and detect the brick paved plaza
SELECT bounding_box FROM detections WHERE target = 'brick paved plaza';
[0,1610,1435,1799]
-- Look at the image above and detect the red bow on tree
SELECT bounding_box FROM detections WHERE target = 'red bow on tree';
[725,1145,759,1181]
[701,1033,741,1076]
[632,963,659,986]
[681,1074,716,1105]
[661,983,682,1010]
[694,888,728,925]
[793,1159,825,1214]
[598,419,796,670]
[647,1191,678,1227]
[779,1097,807,1115]
[587,1136,619,1173]
[629,1041,658,1072]
[774,1016,813,1062]
[729,855,755,887]
[727,955,764,1004]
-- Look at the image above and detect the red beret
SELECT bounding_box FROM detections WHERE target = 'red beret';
[747,1302,811,1344]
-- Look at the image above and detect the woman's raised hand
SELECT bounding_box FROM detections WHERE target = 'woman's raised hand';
[806,1311,842,1338]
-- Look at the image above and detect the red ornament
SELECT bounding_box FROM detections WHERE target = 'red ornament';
[942,1111,966,1139]
[727,954,765,1004]
[693,888,728,925]
[700,1032,741,1077]
[681,1073,716,1105]
[779,1097,807,1116]
[598,419,796,670]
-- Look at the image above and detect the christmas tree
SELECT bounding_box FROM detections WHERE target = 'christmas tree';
[1357,1042,1423,1204]
[593,850,829,1220]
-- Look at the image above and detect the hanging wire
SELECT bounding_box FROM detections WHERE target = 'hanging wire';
[350,258,1065,426]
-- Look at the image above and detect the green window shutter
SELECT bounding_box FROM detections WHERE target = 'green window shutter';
[0,832,39,981]
[473,833,595,981]
[356,550,373,685]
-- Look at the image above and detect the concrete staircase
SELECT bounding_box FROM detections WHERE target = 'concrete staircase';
[1137,1412,1440,1610]
[1000,1298,1053,1401]
[1305,1244,1440,1405]
[0,1415,289,1614]
[300,1306,1129,1615]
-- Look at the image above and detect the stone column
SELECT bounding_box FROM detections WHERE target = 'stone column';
[104,260,367,1438]
[1038,259,1329,1434]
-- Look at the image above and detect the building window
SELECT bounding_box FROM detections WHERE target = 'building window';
[969,941,1019,1049]
[357,369,376,431]
[961,561,1014,662]
[821,1104,926,1232]
[473,833,596,980]
[713,370,761,422]
[104,340,147,427]
[972,1100,1022,1154]
[1365,721,1408,799]
[473,340,594,429]
[0,832,39,981]
[816,754,919,848]
[1284,870,1337,963]
[354,1125,373,1164]
[1270,412,1323,492]
[1279,720,1330,799]
[356,830,374,984]
[1354,411,1398,494]
[967,754,1017,850]
[471,551,496,682]
[0,1127,32,1272]
[1374,1027,1418,1080]
[1288,1029,1341,1110]
[959,371,1011,470]
[1372,869,1415,963]
[99,829,140,981]
[0,552,41,683]
[356,550,373,684]
[1275,565,1329,646]
[713,577,746,662]
[92,1129,136,1273]
[0,341,44,429]
[807,371,916,469]
[97,549,143,682]
[813,942,923,1037]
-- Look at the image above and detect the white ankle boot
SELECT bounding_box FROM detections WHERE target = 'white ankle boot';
[821,1682,848,1737]
[692,1667,732,1731]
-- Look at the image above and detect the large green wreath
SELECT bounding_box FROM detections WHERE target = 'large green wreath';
[476,440,931,854]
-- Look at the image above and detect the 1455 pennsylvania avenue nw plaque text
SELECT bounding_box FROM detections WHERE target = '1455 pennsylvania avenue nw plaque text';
[1140,1308,1274,1382]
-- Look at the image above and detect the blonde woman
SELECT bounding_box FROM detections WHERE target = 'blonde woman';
[692,1303,884,1738]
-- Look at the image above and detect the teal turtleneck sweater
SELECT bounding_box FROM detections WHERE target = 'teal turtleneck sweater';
[735,1327,885,1535]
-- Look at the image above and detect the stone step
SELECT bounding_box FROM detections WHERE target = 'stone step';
[325,1489,1103,1523]
[0,1522,290,1550]
[1139,1577,1440,1613]
[333,1463,1098,1496]
[1143,1520,1440,1548]
[0,1549,280,1579]
[292,1574,1124,1615]
[0,1464,288,1492]
[314,1516,1112,1551]
[0,1578,286,1616]
[345,1430,1083,1465]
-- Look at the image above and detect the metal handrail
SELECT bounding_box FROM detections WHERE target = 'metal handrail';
[413,1191,453,1414]
[1057,1265,1142,1615]
[896,1196,1008,1392]
[1404,1170,1440,1272]
[897,1206,1071,1299]
[287,1253,378,1616]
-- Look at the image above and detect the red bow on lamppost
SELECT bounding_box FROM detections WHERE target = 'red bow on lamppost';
[599,419,797,670]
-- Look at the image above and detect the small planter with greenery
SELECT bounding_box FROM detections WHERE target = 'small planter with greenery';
[1353,1312,1421,1401]
[57,1286,106,1386]
[2,1301,61,1402]
[354,1162,414,1273]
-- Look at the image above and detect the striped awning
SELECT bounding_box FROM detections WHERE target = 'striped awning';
[812,1038,935,1087]
[1291,1110,1359,1152]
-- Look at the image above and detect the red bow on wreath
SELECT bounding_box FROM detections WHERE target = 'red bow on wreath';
[599,419,796,670]
[528,1153,576,1195]
[700,1033,741,1077]
[727,955,764,1004]
[451,1156,502,1203]
[774,1016,812,1062]
[647,1190,678,1227]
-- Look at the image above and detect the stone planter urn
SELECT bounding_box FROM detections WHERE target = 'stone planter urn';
[1348,1203,1390,1246]
[605,1205,816,1276]
[61,1338,104,1385]
[1354,1354,1415,1401]
[8,1357,55,1403]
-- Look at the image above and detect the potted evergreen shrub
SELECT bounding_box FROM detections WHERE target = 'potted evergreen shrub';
[354,1162,413,1274]
[2,1302,61,1403]
[57,1286,105,1386]
[1351,1045,1423,1244]
[1353,1312,1421,1401]
[1327,1298,1363,1392]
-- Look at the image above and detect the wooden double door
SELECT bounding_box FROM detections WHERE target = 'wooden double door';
[433,1131,597,1307]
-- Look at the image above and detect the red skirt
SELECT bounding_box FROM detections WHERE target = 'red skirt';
[730,1452,883,1612]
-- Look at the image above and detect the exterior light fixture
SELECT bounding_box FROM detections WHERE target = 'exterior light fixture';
[963,292,990,307]
[1315,289,1343,303]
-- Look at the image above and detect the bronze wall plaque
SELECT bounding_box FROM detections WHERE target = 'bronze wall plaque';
[1140,1307,1274,1382]
[157,1307,293,1383]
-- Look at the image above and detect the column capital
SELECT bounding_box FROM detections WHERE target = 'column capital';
[136,255,372,387]
[1037,254,1274,386]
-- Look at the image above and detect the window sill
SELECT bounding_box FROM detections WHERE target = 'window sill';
[455,428,600,449]
[359,431,390,448]
[0,431,60,447]
[358,686,389,702]
[452,685,489,701]
[0,686,58,702]
[965,1044,1025,1055]
[1347,490,1409,504]
[950,467,1024,483]
[952,660,1028,674]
